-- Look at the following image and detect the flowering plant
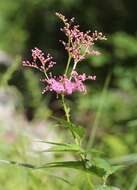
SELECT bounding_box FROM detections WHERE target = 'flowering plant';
[22,13,121,189]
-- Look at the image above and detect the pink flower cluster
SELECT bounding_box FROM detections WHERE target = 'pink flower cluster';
[42,71,96,95]
[23,47,56,73]
[23,47,96,95]
[56,13,106,63]
[23,13,106,96]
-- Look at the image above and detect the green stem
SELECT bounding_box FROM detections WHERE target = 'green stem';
[69,61,78,80]
[69,45,88,79]
[61,94,94,187]
[65,37,72,76]
[61,95,88,161]
[61,94,76,139]
[61,95,83,152]
[71,61,78,73]
[86,174,94,190]
[43,68,49,79]
[65,54,72,76]
[72,61,78,71]
[103,175,109,187]
[61,94,70,122]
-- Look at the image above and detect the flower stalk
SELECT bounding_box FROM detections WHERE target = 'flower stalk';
[22,12,111,188]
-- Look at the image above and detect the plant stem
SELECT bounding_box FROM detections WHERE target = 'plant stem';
[86,174,94,190]
[69,61,78,80]
[65,54,72,76]
[61,95,84,154]
[43,68,49,79]
[61,92,94,188]
[65,38,72,76]
[61,94,76,140]
[61,95,86,166]
[72,61,78,71]
[61,94,70,123]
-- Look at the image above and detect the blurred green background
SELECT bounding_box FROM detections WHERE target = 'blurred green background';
[0,0,137,189]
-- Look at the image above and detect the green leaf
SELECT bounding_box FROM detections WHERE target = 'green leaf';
[92,158,122,176]
[86,149,104,156]
[51,116,70,129]
[52,116,85,139]
[36,140,84,153]
[38,160,107,177]
[38,161,85,171]
[71,124,85,139]
[36,140,68,146]
[65,122,85,139]
[0,159,109,177]
[88,165,106,177]
[47,174,72,185]
[96,185,120,190]
[92,158,112,172]
[110,165,124,174]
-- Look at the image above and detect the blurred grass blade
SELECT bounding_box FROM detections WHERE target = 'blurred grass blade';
[0,56,20,86]
[129,173,137,190]
[87,72,111,148]
[46,174,72,185]
[110,153,137,166]
[0,159,36,169]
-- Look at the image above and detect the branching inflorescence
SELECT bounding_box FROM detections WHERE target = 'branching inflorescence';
[23,13,106,95]
[22,13,122,189]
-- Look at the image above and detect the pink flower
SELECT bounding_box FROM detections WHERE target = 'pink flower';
[56,12,106,63]
[23,47,56,73]
[42,71,96,95]
[23,13,101,96]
